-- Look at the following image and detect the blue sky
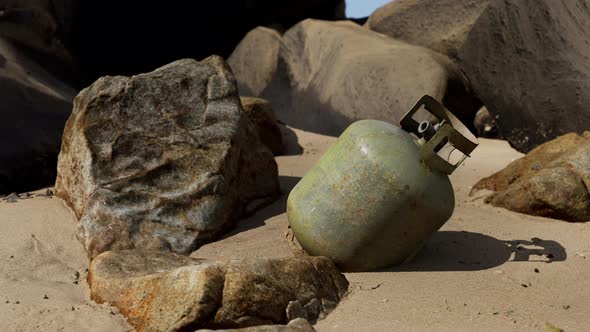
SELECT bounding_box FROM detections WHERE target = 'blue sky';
[346,0,392,18]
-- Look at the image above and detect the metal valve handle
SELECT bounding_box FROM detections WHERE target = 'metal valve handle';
[400,95,478,175]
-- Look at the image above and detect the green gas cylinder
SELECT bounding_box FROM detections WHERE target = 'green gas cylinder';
[287,96,478,271]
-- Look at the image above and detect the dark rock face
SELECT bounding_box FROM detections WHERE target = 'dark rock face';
[88,250,348,331]
[229,20,481,136]
[55,56,279,258]
[0,0,74,62]
[472,132,590,222]
[0,37,75,194]
[366,0,490,59]
[459,0,590,152]
[0,0,344,86]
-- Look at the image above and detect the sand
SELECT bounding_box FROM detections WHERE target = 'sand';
[1,126,588,331]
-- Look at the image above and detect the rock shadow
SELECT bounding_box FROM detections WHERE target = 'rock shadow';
[0,77,73,195]
[226,175,302,237]
[385,231,566,272]
[278,123,303,156]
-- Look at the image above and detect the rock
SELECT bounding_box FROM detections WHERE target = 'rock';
[55,56,280,258]
[213,256,348,327]
[286,301,308,321]
[473,107,499,138]
[459,0,590,153]
[50,1,344,86]
[197,318,316,332]
[366,0,490,59]
[229,19,480,136]
[89,251,225,332]
[0,37,75,194]
[229,27,284,98]
[472,132,590,222]
[240,97,284,155]
[89,250,348,331]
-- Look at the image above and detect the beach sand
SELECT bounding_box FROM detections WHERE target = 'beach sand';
[1,126,588,331]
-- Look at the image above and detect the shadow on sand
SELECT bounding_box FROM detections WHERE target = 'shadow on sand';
[386,231,566,272]
[225,175,301,238]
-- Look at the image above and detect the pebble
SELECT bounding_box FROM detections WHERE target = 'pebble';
[3,193,18,203]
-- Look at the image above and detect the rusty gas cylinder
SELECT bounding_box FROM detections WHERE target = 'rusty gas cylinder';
[287,96,478,271]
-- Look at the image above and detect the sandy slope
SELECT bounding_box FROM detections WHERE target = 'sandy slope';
[1,126,588,331]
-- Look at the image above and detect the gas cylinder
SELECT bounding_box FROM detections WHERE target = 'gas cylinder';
[287,95,478,271]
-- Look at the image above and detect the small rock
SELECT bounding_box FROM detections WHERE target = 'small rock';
[43,295,48,299]
[17,192,31,199]
[534,268,540,273]
[562,305,571,310]
[286,301,308,321]
[303,299,321,320]
[3,193,18,203]
[473,107,499,138]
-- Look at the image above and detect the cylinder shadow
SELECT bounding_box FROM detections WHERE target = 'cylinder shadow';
[386,231,566,272]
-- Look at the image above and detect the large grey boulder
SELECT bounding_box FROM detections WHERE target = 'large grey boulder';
[89,250,348,331]
[366,0,490,59]
[229,20,480,136]
[459,0,590,152]
[55,56,280,259]
[0,37,75,194]
[472,132,590,222]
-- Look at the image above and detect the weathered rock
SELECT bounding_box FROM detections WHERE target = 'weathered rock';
[240,97,283,155]
[214,256,348,327]
[89,251,348,331]
[366,0,490,59]
[229,27,284,98]
[472,132,590,222]
[459,0,590,153]
[229,19,480,136]
[55,56,279,258]
[0,37,75,194]
[89,251,225,332]
[197,318,315,332]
